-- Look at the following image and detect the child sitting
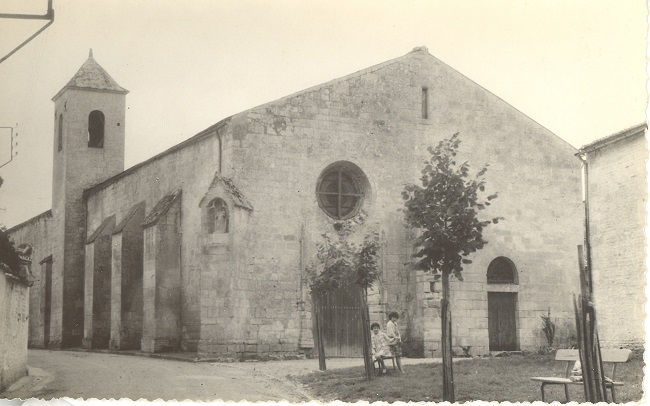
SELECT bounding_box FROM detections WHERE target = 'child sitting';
[371,322,391,374]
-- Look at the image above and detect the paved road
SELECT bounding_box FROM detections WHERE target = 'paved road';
[4,350,308,402]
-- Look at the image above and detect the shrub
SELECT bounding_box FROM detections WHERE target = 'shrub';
[540,309,556,348]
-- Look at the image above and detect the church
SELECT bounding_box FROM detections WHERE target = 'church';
[8,46,583,358]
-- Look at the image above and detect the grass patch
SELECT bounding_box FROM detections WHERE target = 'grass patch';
[295,352,644,403]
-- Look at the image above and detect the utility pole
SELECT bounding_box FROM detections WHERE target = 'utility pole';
[0,126,18,169]
[0,0,55,64]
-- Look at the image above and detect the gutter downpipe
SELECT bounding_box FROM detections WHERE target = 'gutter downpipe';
[216,128,222,173]
[576,151,594,296]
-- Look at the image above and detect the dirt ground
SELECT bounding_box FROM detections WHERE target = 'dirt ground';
[2,349,438,402]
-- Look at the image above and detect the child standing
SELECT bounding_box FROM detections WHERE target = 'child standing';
[386,311,404,372]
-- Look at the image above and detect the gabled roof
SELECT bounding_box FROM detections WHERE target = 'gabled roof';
[579,123,647,153]
[6,210,52,233]
[82,45,570,206]
[239,46,570,150]
[247,47,428,112]
[53,49,128,101]
[199,172,253,210]
[83,117,230,199]
[142,189,182,228]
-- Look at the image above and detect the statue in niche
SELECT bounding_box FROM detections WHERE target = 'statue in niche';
[208,198,229,234]
[16,243,35,286]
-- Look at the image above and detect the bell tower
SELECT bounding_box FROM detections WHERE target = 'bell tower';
[48,50,128,348]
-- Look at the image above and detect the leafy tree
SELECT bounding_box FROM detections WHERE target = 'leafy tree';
[307,228,380,378]
[0,226,21,274]
[402,133,502,401]
[307,231,380,292]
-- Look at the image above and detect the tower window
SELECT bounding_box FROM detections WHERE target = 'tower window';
[421,87,429,119]
[58,113,63,151]
[88,110,105,148]
[207,198,229,234]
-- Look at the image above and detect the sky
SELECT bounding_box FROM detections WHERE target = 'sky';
[0,0,647,228]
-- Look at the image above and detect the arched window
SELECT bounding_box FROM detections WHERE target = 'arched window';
[88,110,105,148]
[487,257,518,284]
[207,198,229,234]
[316,162,369,220]
[58,113,63,151]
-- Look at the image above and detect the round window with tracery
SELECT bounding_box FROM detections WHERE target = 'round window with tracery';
[316,163,368,220]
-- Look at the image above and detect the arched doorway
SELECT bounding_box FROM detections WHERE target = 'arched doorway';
[487,257,519,351]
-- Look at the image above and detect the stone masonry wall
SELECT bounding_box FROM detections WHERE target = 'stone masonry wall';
[82,48,583,357]
[0,267,30,392]
[222,48,582,356]
[85,128,222,350]
[153,200,182,351]
[7,211,54,348]
[93,234,113,348]
[110,205,145,350]
[54,89,126,347]
[588,132,647,349]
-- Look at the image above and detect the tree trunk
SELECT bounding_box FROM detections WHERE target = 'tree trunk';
[315,302,326,371]
[441,270,455,402]
[360,288,374,380]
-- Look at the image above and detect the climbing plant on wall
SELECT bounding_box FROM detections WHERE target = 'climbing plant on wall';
[402,133,502,401]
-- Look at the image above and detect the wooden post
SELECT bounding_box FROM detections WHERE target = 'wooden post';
[315,298,326,371]
[360,287,374,380]
[575,245,606,402]
[441,269,455,402]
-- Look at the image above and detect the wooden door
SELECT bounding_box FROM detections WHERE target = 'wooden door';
[488,292,518,351]
[314,285,364,357]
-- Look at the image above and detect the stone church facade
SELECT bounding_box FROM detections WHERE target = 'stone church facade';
[9,47,583,358]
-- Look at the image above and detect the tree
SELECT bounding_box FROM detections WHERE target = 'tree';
[0,176,20,272]
[402,133,502,401]
[0,226,21,274]
[306,227,380,379]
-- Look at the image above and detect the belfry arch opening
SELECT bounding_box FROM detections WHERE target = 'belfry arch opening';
[88,110,105,148]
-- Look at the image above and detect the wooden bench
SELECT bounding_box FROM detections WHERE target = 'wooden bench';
[372,355,398,374]
[530,348,631,402]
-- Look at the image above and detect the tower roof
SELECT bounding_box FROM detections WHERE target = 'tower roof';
[52,50,128,100]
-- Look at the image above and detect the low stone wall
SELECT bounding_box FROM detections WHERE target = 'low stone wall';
[0,265,30,392]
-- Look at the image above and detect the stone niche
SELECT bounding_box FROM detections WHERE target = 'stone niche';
[197,172,253,355]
